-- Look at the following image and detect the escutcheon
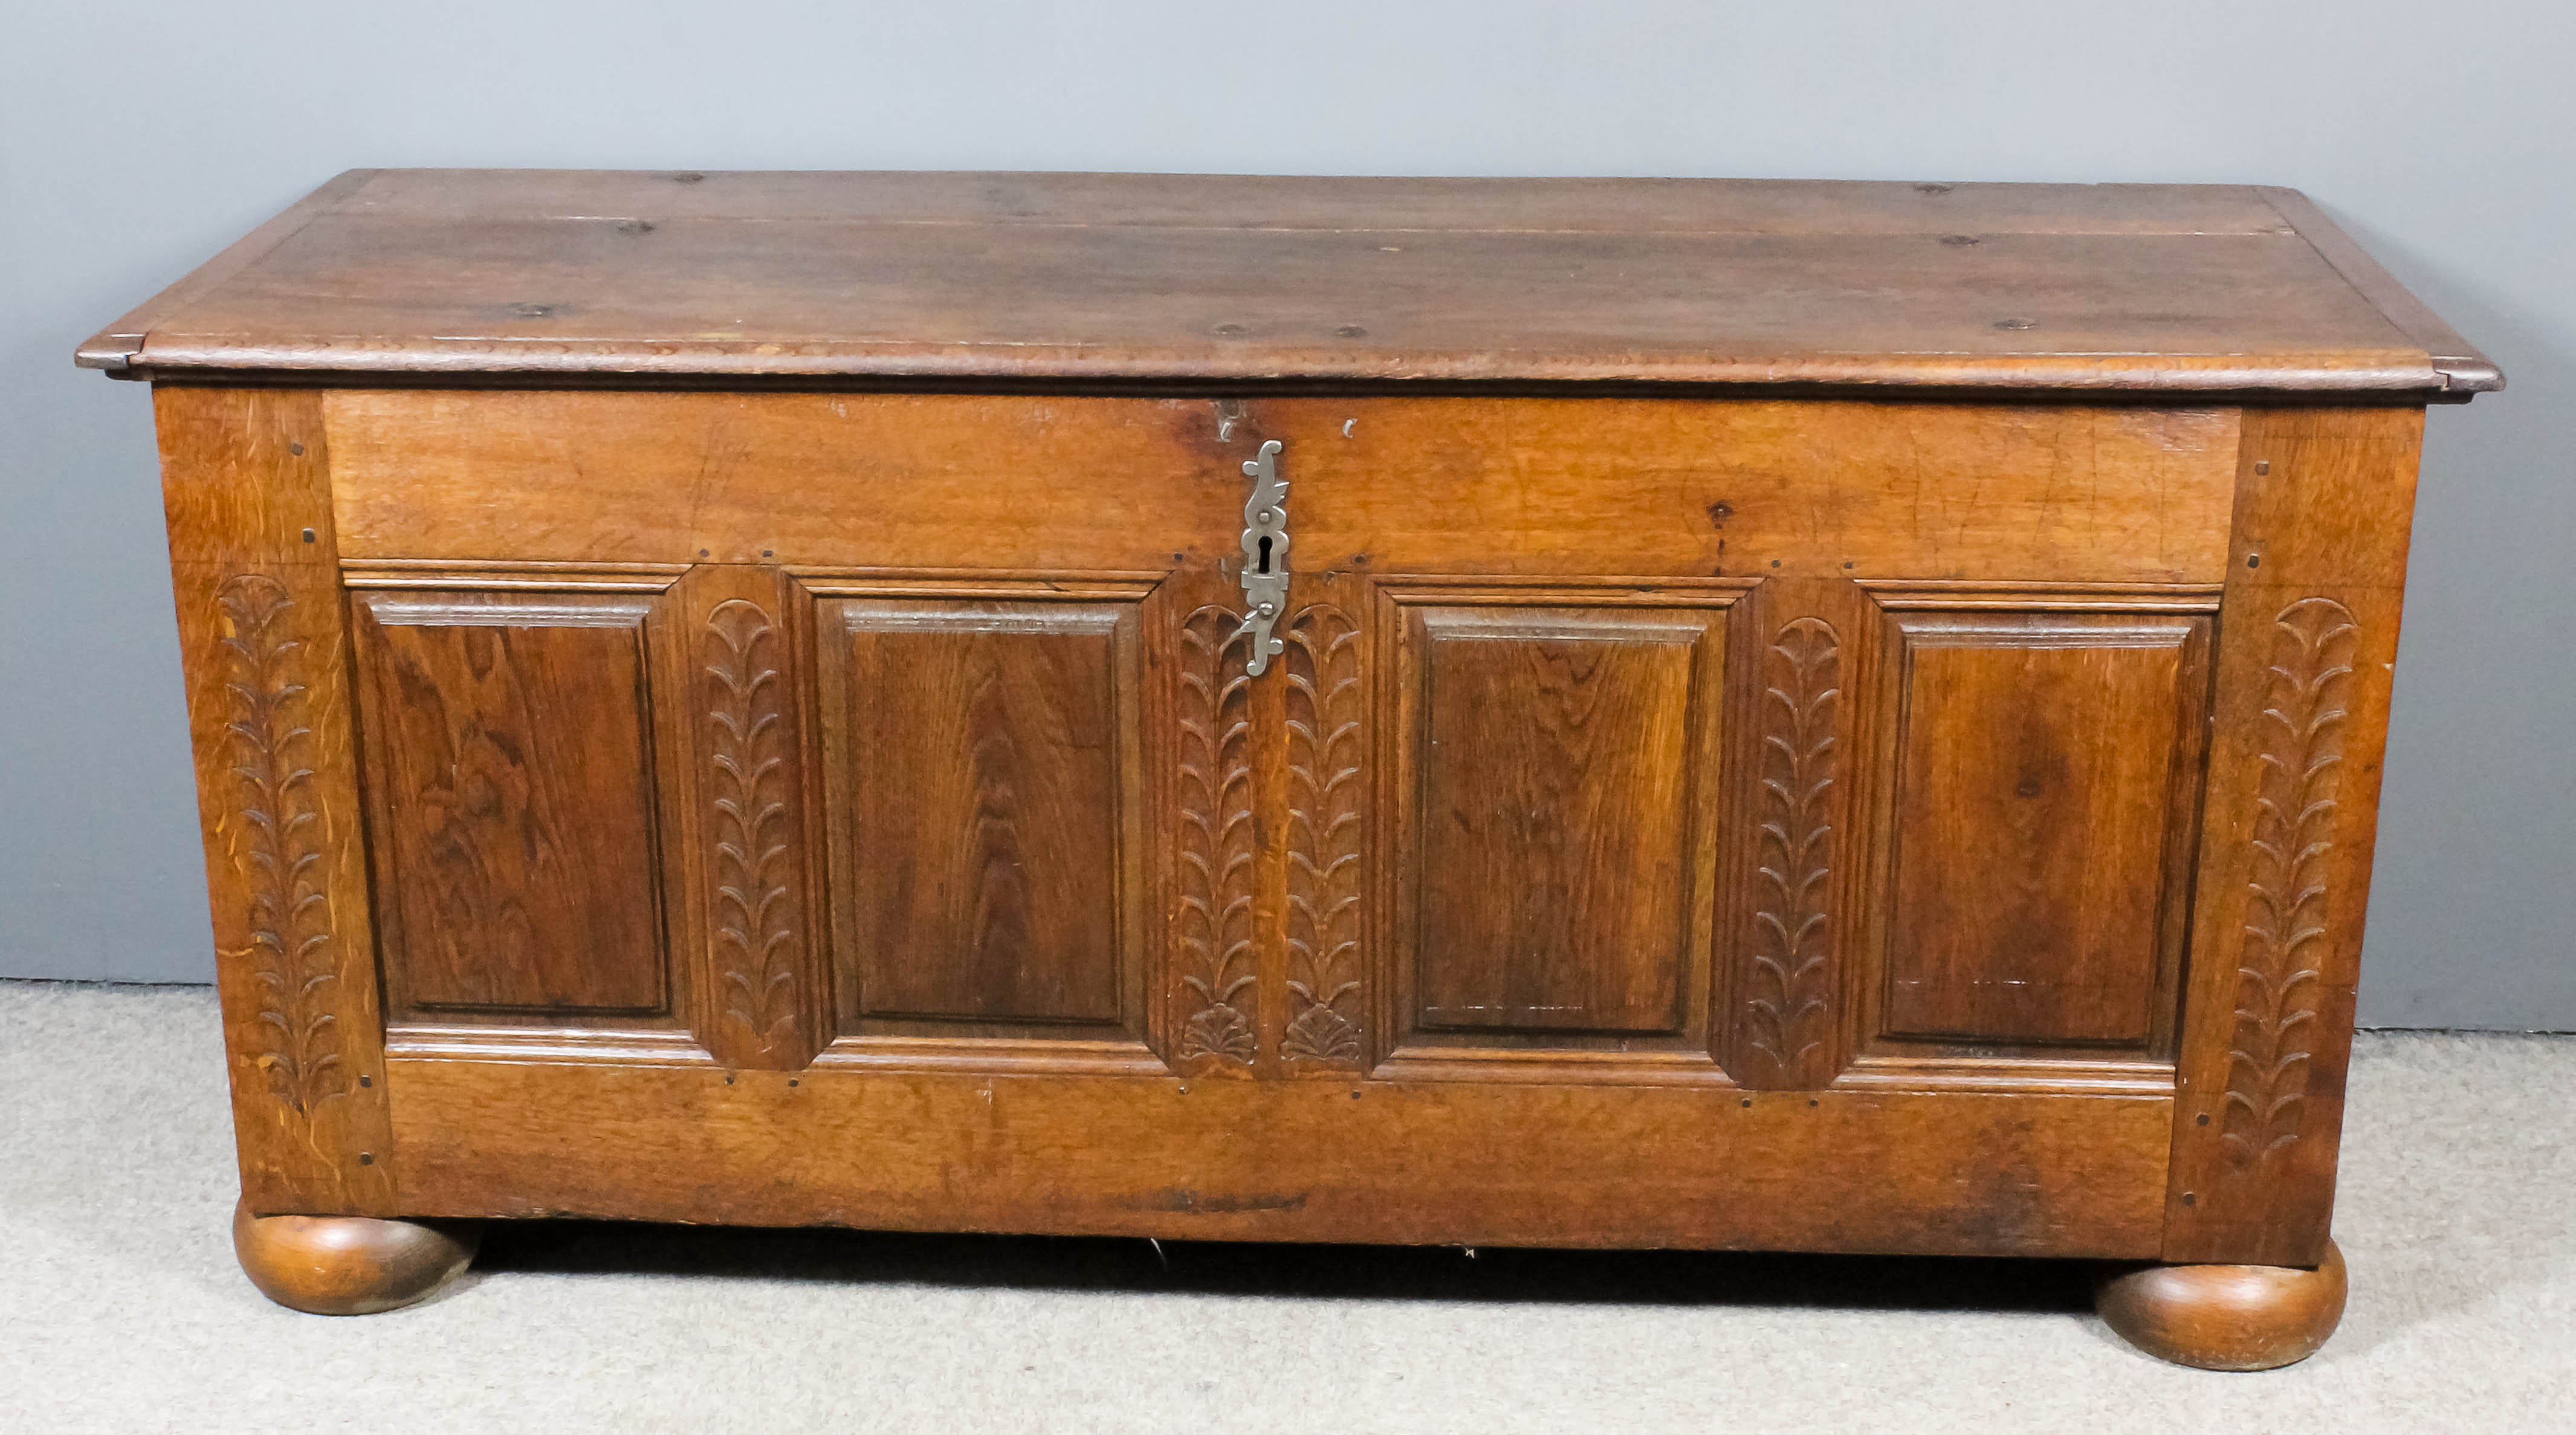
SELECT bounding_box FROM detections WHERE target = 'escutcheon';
[1231,439,1290,675]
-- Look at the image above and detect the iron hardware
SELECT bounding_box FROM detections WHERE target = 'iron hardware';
[1232,439,1290,675]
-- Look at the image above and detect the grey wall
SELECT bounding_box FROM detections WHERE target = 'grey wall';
[4,1,2569,1025]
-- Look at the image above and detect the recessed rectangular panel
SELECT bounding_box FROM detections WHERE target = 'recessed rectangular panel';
[830,599,1134,1028]
[1409,608,1710,1036]
[1883,615,2209,1046]
[357,595,668,1014]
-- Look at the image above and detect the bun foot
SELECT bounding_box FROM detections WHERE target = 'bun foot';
[231,1197,480,1315]
[2096,1238,2348,1370]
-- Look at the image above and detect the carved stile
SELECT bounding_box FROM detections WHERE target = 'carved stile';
[1739,616,1841,1083]
[1282,604,1365,1067]
[216,574,352,1118]
[2221,598,2358,1168]
[701,594,814,1067]
[1175,606,1258,1066]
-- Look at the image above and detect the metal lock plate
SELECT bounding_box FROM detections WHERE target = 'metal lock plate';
[1233,439,1290,675]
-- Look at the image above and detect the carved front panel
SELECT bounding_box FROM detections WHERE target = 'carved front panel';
[1281,600,1367,1070]
[1380,587,1731,1063]
[353,592,675,1018]
[677,565,825,1071]
[1171,603,1258,1071]
[2219,597,2357,1164]
[213,574,358,1116]
[1733,614,1845,1082]
[701,597,803,1051]
[818,593,1147,1041]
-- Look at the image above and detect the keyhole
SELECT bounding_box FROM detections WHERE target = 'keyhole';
[1257,536,1274,573]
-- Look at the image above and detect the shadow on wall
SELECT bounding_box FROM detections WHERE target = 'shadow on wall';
[2342,213,2576,1030]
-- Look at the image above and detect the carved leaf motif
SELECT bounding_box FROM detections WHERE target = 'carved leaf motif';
[2221,597,2358,1166]
[1741,615,1840,1078]
[703,597,805,1060]
[215,574,348,1117]
[1183,1004,1255,1064]
[1175,605,1258,1065]
[1282,603,1364,1066]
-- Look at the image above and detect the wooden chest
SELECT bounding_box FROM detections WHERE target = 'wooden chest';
[81,170,2498,1365]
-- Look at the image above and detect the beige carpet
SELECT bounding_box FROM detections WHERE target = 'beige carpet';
[2,982,2568,1433]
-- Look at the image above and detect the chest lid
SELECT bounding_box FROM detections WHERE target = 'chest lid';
[77,169,2496,397]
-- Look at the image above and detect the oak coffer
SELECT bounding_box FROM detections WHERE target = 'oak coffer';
[80,170,2499,1365]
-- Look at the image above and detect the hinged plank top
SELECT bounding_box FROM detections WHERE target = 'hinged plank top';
[79,170,2498,396]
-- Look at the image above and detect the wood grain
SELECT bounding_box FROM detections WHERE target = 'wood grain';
[1380,583,1732,1058]
[334,169,2292,233]
[155,385,395,1215]
[85,172,2490,395]
[352,592,671,1016]
[326,390,1232,570]
[329,392,2243,583]
[384,1055,2173,1258]
[1428,615,1688,1034]
[2098,1239,2348,1371]
[75,172,381,372]
[2256,188,2503,394]
[1878,612,2209,1048]
[1268,398,2244,581]
[2164,407,2423,1266]
[232,1198,476,1315]
[820,592,1145,1035]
